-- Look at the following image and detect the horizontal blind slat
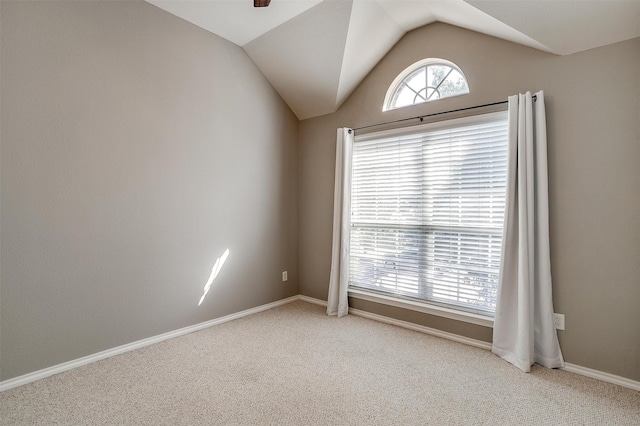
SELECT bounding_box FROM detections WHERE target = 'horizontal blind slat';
[349,112,507,316]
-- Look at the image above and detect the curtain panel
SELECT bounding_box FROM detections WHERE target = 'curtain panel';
[327,128,353,317]
[492,91,565,372]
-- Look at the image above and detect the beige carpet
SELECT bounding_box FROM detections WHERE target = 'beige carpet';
[1,301,638,425]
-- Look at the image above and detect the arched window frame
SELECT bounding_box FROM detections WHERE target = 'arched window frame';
[383,58,470,111]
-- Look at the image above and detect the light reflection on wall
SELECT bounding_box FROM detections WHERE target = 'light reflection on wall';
[198,248,230,306]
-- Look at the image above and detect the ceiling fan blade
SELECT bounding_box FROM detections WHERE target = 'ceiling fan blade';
[254,0,271,7]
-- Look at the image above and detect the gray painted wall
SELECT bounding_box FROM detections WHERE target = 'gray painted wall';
[300,23,640,381]
[1,1,299,380]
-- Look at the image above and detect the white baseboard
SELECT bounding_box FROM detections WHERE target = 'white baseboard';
[300,294,490,350]
[348,307,493,351]
[562,363,640,392]
[3,294,638,394]
[300,295,640,392]
[298,294,327,307]
[0,295,300,393]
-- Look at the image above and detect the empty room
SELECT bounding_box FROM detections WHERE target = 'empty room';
[1,0,639,424]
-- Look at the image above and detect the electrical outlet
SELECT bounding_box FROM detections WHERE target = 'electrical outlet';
[553,313,565,330]
[282,271,288,282]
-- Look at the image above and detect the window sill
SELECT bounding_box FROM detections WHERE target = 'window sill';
[348,288,494,328]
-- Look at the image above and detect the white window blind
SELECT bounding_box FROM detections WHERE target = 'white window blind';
[349,112,508,316]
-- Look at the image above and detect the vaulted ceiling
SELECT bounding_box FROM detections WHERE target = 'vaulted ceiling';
[147,0,640,120]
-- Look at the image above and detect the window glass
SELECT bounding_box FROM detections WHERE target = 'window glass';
[349,112,507,316]
[384,59,469,111]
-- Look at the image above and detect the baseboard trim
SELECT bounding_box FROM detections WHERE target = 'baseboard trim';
[3,294,638,393]
[299,294,491,350]
[0,295,300,393]
[299,295,640,391]
[348,307,493,351]
[298,294,327,307]
[562,363,640,392]
[347,304,640,392]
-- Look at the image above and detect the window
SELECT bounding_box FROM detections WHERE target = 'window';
[384,59,469,111]
[349,112,507,317]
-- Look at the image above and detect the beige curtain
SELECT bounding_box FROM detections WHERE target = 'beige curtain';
[327,128,353,317]
[492,91,564,372]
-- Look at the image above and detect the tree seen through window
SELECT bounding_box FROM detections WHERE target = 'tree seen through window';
[384,59,469,111]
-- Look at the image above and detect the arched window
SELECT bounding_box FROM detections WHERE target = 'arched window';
[383,58,469,111]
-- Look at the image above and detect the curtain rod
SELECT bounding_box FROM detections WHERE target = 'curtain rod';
[349,95,536,134]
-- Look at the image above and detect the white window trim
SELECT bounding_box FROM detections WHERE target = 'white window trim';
[349,288,494,328]
[383,58,469,112]
[356,110,506,141]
